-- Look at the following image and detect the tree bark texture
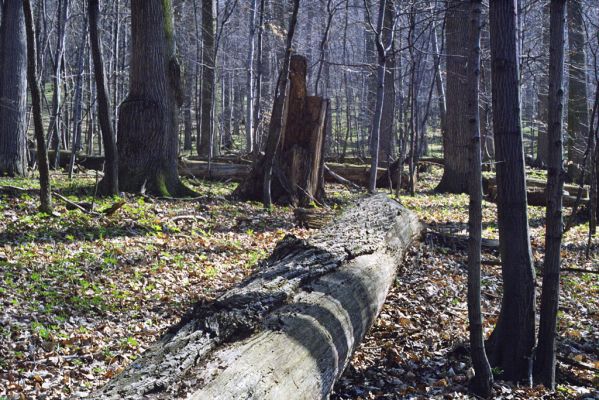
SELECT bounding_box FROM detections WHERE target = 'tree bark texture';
[0,0,27,176]
[487,0,536,382]
[91,194,423,400]
[535,0,567,389]
[565,0,589,182]
[116,0,191,197]
[23,0,52,213]
[436,0,470,194]
[89,0,118,195]
[235,55,329,207]
[198,0,215,157]
[466,0,493,396]
[536,3,550,166]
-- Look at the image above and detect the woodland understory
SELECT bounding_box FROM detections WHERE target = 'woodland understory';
[0,167,596,400]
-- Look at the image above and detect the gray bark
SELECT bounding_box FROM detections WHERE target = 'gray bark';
[535,0,567,389]
[91,194,422,400]
[0,0,27,176]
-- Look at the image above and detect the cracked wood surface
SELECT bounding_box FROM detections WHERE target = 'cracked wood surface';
[92,194,423,399]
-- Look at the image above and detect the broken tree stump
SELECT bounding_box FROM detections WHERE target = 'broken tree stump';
[234,55,329,206]
[92,194,423,399]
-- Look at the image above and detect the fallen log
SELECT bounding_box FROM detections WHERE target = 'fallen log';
[92,195,423,399]
[483,176,589,199]
[29,149,105,171]
[178,160,251,181]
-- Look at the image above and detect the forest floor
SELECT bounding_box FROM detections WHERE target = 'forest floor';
[0,166,597,399]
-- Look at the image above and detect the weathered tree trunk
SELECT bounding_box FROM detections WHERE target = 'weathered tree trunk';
[198,0,215,157]
[89,0,118,195]
[487,0,536,382]
[435,0,470,194]
[23,0,52,213]
[46,0,69,169]
[0,0,28,176]
[565,0,589,182]
[68,19,87,179]
[234,54,329,207]
[535,0,567,389]
[536,3,550,166]
[466,1,493,396]
[117,0,192,197]
[245,0,257,153]
[91,195,423,400]
[379,0,396,165]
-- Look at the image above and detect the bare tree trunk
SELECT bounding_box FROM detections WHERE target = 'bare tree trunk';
[89,0,118,195]
[487,0,536,383]
[435,0,470,193]
[0,0,28,176]
[566,0,589,182]
[535,0,567,389]
[367,0,395,194]
[117,0,192,197]
[198,0,215,157]
[536,3,550,166]
[262,0,300,208]
[245,0,257,153]
[23,0,52,213]
[252,0,266,150]
[466,1,493,397]
[68,16,87,179]
[47,0,69,169]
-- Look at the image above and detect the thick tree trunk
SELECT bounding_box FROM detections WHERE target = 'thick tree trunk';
[535,0,567,389]
[198,0,215,157]
[565,0,589,182]
[117,0,192,197]
[0,0,27,176]
[23,0,52,213]
[466,1,493,396]
[435,0,470,194]
[487,0,536,382]
[91,195,423,400]
[89,0,118,195]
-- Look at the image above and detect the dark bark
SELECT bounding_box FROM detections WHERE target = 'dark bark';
[89,0,118,195]
[198,0,215,157]
[23,0,52,213]
[436,0,470,194]
[536,3,550,166]
[0,0,27,176]
[535,0,567,389]
[91,195,423,400]
[487,0,536,382]
[466,0,493,397]
[117,0,192,197]
[566,0,589,182]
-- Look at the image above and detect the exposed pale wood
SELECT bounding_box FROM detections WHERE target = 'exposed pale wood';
[92,195,423,399]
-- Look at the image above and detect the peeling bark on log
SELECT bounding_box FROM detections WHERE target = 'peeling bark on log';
[92,195,423,399]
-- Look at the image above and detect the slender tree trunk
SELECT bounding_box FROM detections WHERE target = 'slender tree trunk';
[47,0,69,169]
[379,0,396,165]
[535,0,567,389]
[262,0,300,208]
[89,0,118,195]
[245,0,257,153]
[198,0,215,157]
[368,0,394,194]
[23,0,52,213]
[536,3,550,166]
[0,0,28,176]
[487,0,536,382]
[68,17,87,179]
[466,1,493,397]
[252,0,265,151]
[566,0,589,182]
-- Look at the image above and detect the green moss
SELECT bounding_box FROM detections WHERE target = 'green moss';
[155,172,171,197]
[162,0,174,45]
